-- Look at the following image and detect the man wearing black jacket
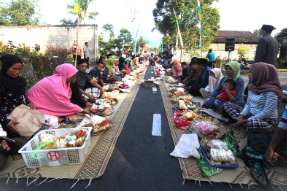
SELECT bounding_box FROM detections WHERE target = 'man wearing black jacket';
[189,58,211,97]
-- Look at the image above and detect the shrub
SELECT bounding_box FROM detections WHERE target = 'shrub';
[237,44,250,57]
[0,43,72,91]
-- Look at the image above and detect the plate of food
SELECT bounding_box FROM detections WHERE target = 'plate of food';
[81,116,113,136]
[92,119,113,135]
[91,105,115,116]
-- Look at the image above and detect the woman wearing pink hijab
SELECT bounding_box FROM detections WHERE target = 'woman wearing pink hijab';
[27,64,91,122]
[171,59,182,79]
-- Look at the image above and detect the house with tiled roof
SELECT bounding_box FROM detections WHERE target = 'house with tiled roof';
[209,30,260,60]
[277,28,287,45]
[276,28,287,61]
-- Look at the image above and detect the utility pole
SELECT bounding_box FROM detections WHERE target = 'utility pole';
[131,9,139,46]
[131,9,136,43]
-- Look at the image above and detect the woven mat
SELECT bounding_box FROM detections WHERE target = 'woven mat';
[0,71,145,180]
[159,82,287,185]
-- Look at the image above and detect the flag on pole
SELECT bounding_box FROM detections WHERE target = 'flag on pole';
[176,29,178,49]
[72,0,80,13]
[197,0,202,48]
[173,9,183,48]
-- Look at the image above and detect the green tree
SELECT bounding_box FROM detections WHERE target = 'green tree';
[0,0,39,26]
[237,44,249,57]
[153,0,220,51]
[102,23,115,37]
[99,24,116,55]
[275,28,286,40]
[67,0,96,24]
[118,28,133,45]
[253,29,261,37]
[60,18,74,25]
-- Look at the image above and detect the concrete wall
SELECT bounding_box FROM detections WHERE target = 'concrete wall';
[209,43,257,60]
[0,24,98,59]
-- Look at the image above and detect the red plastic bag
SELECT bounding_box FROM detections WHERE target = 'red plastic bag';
[119,83,129,89]
[173,110,191,130]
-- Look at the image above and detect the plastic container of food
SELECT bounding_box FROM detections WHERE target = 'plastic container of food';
[200,144,239,169]
[18,127,92,168]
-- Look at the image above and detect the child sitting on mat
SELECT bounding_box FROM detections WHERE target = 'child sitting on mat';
[205,79,236,109]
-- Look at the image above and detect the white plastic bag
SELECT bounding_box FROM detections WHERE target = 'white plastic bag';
[170,133,200,159]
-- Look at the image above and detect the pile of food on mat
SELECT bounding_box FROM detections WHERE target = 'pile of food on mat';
[82,115,112,134]
[162,79,239,169]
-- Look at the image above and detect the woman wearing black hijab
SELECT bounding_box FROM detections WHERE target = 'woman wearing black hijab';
[0,54,31,169]
[0,54,33,137]
[118,57,125,71]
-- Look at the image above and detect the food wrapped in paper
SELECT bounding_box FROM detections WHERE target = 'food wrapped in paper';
[178,100,187,110]
[177,88,185,94]
[210,148,236,162]
[182,112,196,121]
[40,134,57,145]
[183,95,193,101]
[90,115,105,125]
[103,92,117,99]
[207,139,228,150]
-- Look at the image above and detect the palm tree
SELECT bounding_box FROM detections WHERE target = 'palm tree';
[67,0,97,24]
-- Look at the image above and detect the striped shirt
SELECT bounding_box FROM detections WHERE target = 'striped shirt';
[240,91,278,119]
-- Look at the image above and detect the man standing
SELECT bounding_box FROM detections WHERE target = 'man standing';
[76,59,105,102]
[83,42,90,68]
[206,49,215,68]
[255,25,279,68]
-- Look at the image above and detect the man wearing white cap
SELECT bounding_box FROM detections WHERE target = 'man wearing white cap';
[255,24,279,68]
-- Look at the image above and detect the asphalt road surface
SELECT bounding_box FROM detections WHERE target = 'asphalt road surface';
[0,66,285,191]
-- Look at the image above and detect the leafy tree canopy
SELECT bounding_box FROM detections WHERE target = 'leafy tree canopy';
[153,0,220,51]
[102,23,115,37]
[0,0,40,26]
[60,18,74,25]
[253,29,261,37]
[117,28,133,45]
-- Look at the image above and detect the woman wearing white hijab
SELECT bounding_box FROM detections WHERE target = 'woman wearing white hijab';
[200,68,223,99]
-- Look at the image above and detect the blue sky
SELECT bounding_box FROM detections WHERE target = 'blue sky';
[3,0,287,47]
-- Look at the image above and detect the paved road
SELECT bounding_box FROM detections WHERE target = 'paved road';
[0,66,285,191]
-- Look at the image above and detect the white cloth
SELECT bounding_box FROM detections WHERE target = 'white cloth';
[170,133,200,159]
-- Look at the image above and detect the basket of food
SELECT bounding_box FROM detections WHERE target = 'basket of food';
[18,128,92,168]
[200,138,239,168]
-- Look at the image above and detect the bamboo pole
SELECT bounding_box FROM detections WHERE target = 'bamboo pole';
[75,13,80,67]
